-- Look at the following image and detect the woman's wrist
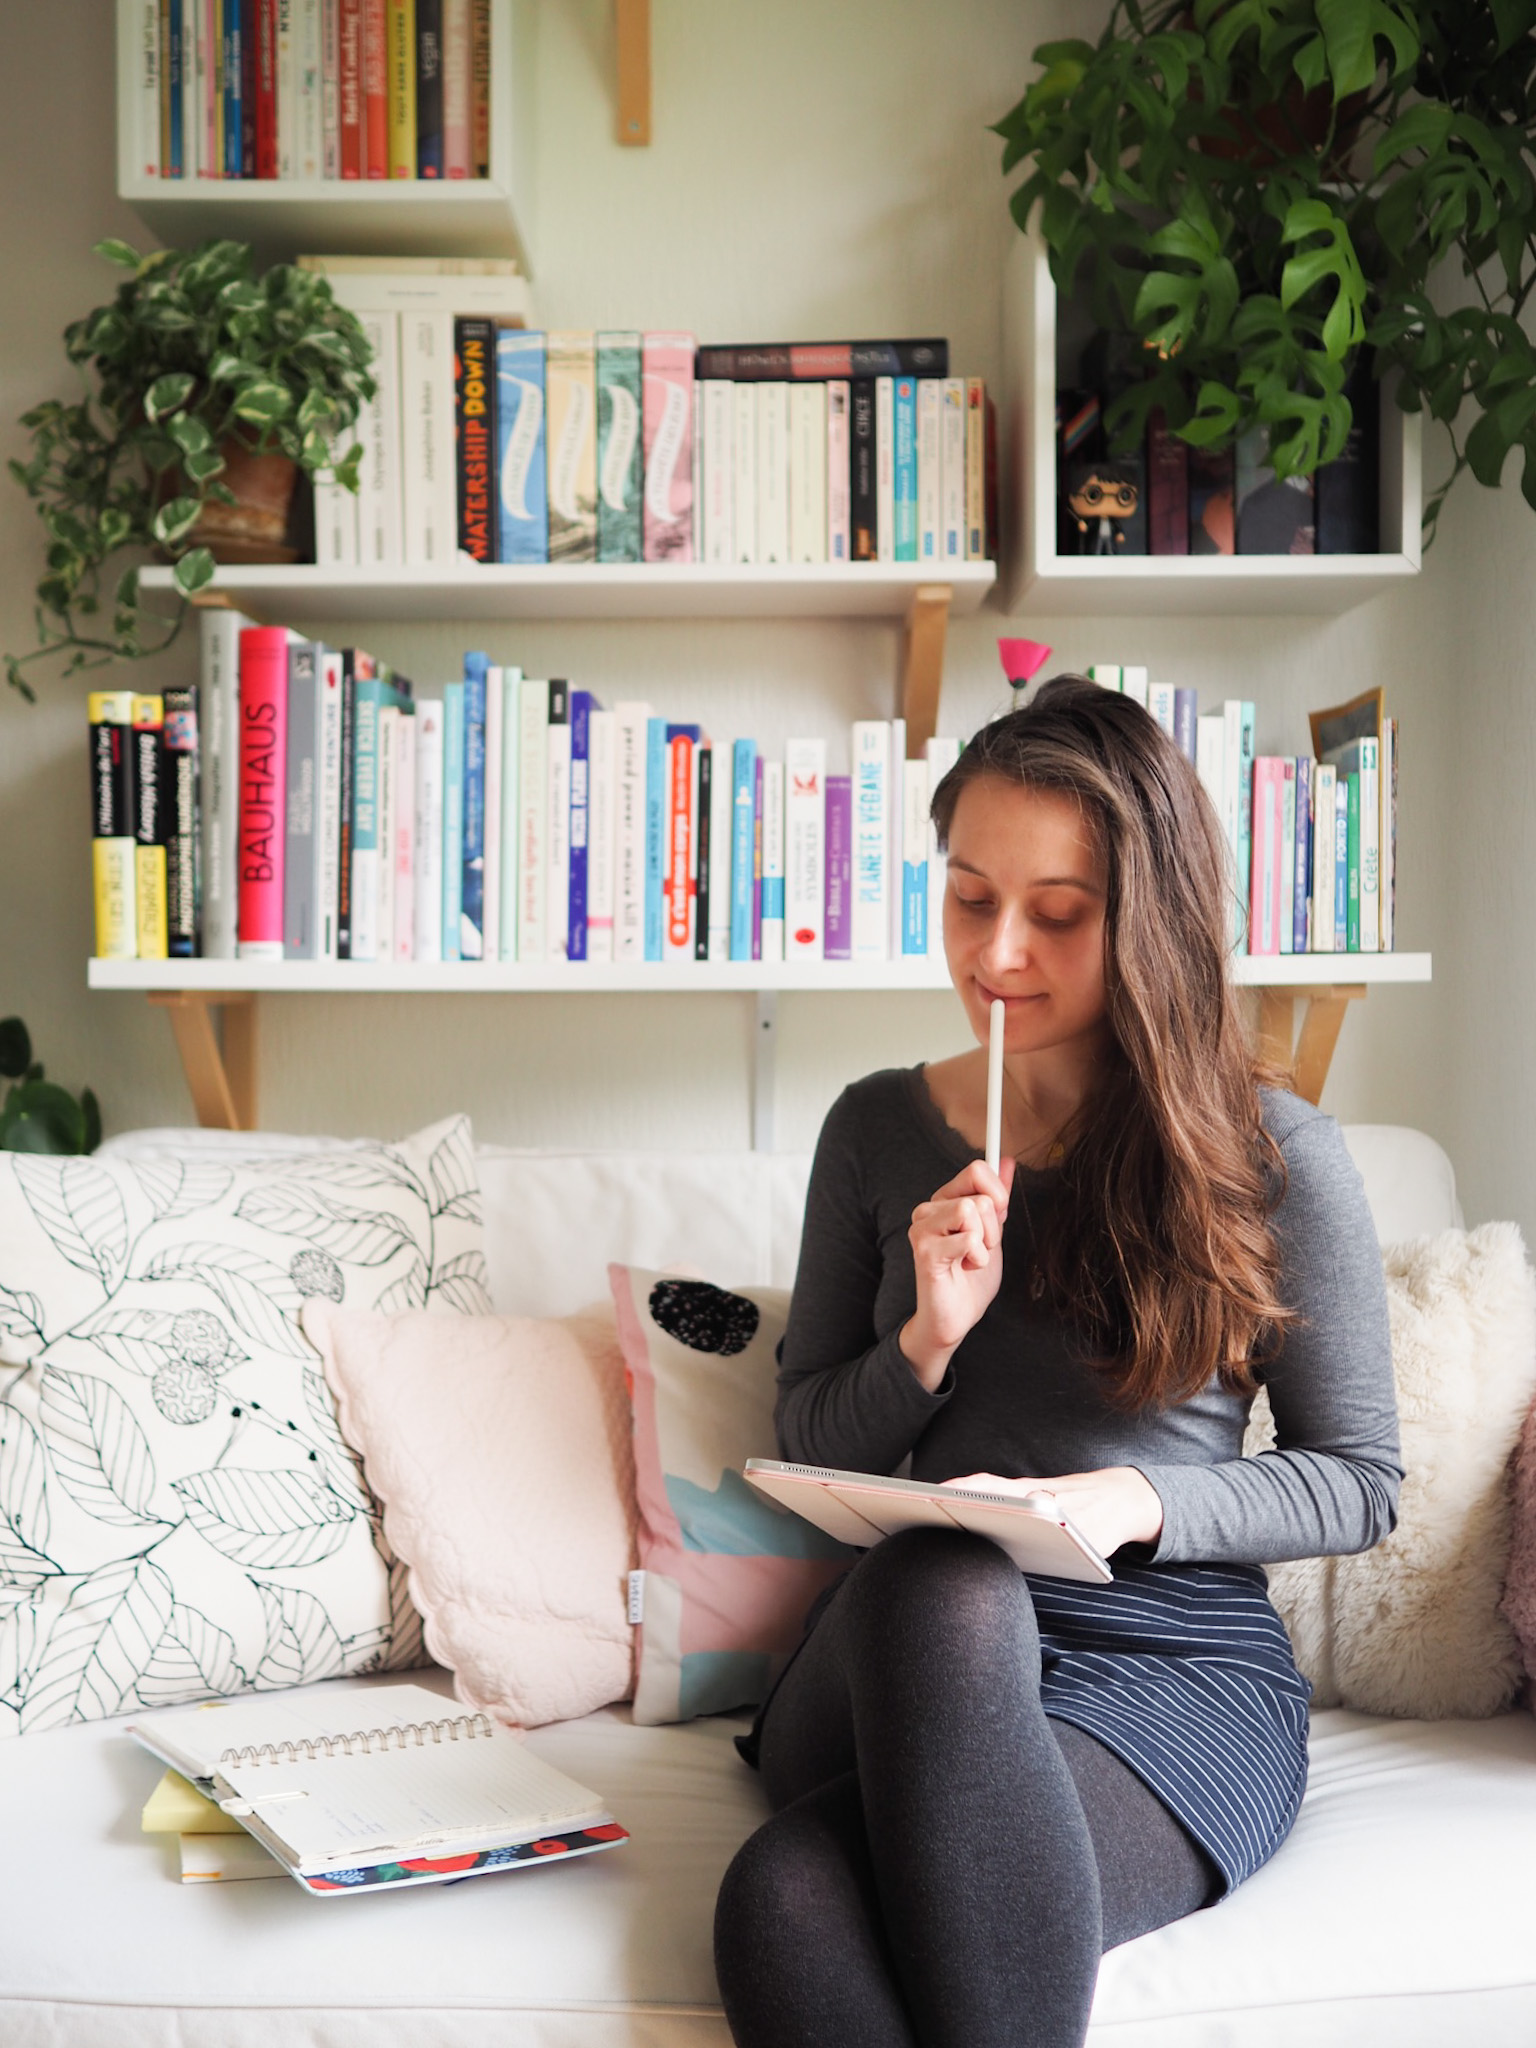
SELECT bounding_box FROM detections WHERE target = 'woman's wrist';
[898,1317,955,1395]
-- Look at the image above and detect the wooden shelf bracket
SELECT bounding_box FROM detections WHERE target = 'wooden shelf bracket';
[148,991,258,1131]
[616,0,651,145]
[1253,983,1367,1106]
[899,583,952,755]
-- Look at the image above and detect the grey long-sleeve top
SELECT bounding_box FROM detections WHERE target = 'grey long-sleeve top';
[775,1068,1402,1567]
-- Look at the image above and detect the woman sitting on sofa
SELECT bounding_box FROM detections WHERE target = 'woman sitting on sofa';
[713,675,1402,2048]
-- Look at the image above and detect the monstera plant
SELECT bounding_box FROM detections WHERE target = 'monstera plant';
[996,0,1536,540]
[6,237,374,698]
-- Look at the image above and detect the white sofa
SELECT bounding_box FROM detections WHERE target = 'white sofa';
[3,1123,1534,2048]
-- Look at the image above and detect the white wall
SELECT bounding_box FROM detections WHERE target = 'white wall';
[0,2,1522,1229]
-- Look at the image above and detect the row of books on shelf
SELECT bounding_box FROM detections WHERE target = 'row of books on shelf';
[134,0,493,183]
[1086,665,1397,955]
[89,611,961,967]
[1057,349,1380,558]
[306,276,992,573]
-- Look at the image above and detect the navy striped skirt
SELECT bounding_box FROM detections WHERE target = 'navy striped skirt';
[1028,1559,1311,1896]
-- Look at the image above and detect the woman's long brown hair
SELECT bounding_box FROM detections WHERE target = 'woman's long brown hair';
[932,674,1296,1411]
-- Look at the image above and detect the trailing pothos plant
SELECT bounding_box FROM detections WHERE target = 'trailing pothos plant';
[6,237,375,699]
[996,0,1536,542]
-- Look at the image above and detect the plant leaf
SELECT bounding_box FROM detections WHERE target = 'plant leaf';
[19,1558,175,1732]
[13,1156,128,1285]
[137,1599,246,1705]
[39,1366,159,1527]
[173,1466,356,1569]
[235,1184,416,1266]
[251,1580,349,1689]
[0,1406,51,1560]
[428,1250,492,1316]
[172,547,217,595]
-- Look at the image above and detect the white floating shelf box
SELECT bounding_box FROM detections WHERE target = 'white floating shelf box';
[1000,233,1423,617]
[139,561,998,624]
[88,953,1431,997]
[114,0,535,272]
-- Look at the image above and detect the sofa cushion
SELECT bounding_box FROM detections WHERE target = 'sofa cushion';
[609,1268,856,1724]
[0,1117,491,1738]
[1248,1221,1536,1718]
[305,1298,638,1728]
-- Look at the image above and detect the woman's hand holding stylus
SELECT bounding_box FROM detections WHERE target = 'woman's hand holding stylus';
[900,1156,1016,1393]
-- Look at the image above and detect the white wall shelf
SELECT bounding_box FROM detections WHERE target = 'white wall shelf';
[999,233,1423,617]
[114,0,535,272]
[140,561,998,624]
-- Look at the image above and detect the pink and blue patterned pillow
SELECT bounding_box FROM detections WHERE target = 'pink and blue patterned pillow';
[609,1266,856,1724]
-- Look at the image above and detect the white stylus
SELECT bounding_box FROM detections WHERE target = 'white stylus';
[985,998,1005,1175]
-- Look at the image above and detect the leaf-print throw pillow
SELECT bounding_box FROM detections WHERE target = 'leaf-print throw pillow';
[0,1115,491,1740]
[608,1267,857,1726]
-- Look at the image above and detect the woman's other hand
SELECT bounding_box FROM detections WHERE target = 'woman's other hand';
[942,1467,1165,1557]
[899,1157,1016,1392]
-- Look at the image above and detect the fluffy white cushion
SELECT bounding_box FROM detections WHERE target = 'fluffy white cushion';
[0,1117,491,1738]
[1246,1222,1536,1718]
[304,1299,637,1728]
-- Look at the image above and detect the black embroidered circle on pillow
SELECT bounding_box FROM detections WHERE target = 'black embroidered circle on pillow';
[648,1280,760,1355]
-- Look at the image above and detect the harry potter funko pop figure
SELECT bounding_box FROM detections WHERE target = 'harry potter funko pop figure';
[1066,462,1142,554]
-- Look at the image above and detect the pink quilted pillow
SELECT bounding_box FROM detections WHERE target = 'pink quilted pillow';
[1502,1389,1536,1704]
[303,1299,637,1728]
[609,1266,856,1726]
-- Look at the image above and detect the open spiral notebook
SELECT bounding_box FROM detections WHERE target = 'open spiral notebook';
[128,1684,627,1896]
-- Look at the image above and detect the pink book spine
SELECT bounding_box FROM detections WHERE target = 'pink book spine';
[237,627,290,956]
[442,0,472,176]
[1247,757,1281,956]
[642,332,695,561]
[394,708,416,961]
[826,379,851,563]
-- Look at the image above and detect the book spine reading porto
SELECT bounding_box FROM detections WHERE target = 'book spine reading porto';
[730,739,756,961]
[385,0,415,175]
[916,379,941,564]
[586,705,616,963]
[702,378,734,563]
[826,380,851,562]
[902,757,929,955]
[515,678,548,961]
[455,317,497,561]
[760,759,785,962]
[415,0,443,173]
[441,680,464,960]
[88,692,137,959]
[283,639,321,958]
[892,378,917,561]
[339,0,363,172]
[940,378,965,564]
[567,689,595,962]
[663,724,698,961]
[852,720,888,961]
[756,381,789,563]
[693,339,948,381]
[460,651,488,958]
[642,333,695,561]
[393,699,416,962]
[1292,757,1312,954]
[237,628,289,959]
[788,383,827,563]
[316,651,343,958]
[547,332,598,564]
[850,378,876,560]
[442,0,471,176]
[707,738,733,961]
[596,332,643,563]
[643,716,667,960]
[545,681,571,959]
[163,685,199,958]
[965,378,987,560]
[495,327,546,564]
[613,701,649,962]
[412,697,444,959]
[823,773,852,962]
[732,381,757,562]
[785,737,825,961]
[348,657,382,961]
[481,664,502,964]
[496,667,521,960]
[875,375,895,562]
[926,735,961,950]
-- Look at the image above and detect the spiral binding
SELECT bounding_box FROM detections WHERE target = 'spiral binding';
[220,1710,494,1768]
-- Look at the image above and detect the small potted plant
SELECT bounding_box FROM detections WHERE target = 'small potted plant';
[6,237,375,699]
[995,0,1536,541]
[0,1018,101,1155]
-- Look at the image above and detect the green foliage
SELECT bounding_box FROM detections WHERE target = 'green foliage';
[0,1018,101,1154]
[6,239,375,698]
[995,0,1536,543]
